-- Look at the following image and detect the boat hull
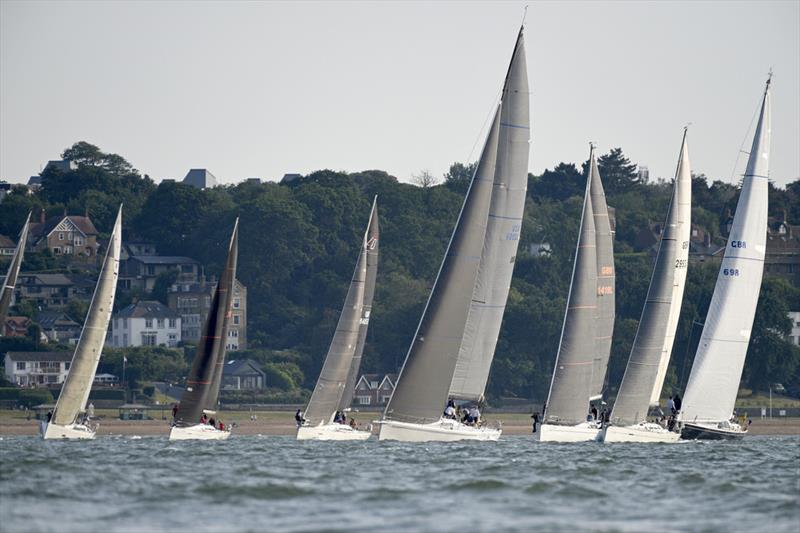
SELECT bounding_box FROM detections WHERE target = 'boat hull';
[680,422,746,441]
[169,424,231,441]
[41,422,96,440]
[601,423,680,443]
[536,422,600,442]
[378,418,501,442]
[297,423,372,441]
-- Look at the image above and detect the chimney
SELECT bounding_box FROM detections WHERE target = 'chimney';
[40,208,46,224]
[85,206,89,218]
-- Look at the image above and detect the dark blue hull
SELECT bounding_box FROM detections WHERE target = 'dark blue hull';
[680,422,746,440]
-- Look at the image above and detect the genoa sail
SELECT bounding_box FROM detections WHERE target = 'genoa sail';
[611,130,691,426]
[0,212,31,326]
[543,153,598,425]
[681,78,772,424]
[175,219,239,426]
[52,207,122,426]
[449,29,530,402]
[304,199,379,425]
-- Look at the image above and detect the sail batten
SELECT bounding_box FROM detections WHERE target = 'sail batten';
[611,131,691,426]
[52,208,121,426]
[681,80,771,424]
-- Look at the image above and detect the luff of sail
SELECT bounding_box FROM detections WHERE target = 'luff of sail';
[304,201,375,425]
[0,212,31,325]
[449,29,530,402]
[384,107,501,424]
[544,156,598,425]
[681,79,772,424]
[590,155,615,399]
[52,207,122,426]
[175,220,239,426]
[339,198,379,411]
[611,131,691,426]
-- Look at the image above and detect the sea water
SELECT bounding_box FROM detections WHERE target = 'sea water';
[0,435,797,532]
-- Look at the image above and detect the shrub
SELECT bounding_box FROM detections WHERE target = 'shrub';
[18,389,54,408]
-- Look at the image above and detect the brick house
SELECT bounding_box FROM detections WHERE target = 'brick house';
[27,211,99,265]
[167,277,247,350]
[352,374,397,407]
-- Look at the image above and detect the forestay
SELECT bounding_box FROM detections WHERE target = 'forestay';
[611,131,691,426]
[449,30,530,402]
[681,79,772,424]
[52,207,121,426]
[0,212,30,325]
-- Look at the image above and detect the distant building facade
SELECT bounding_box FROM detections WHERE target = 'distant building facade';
[0,234,16,256]
[4,351,72,386]
[3,316,32,337]
[109,300,181,348]
[182,169,217,189]
[788,311,800,347]
[15,273,93,309]
[765,218,800,287]
[167,277,247,349]
[352,374,397,407]
[37,312,82,343]
[119,255,199,292]
[222,359,265,390]
[27,211,99,265]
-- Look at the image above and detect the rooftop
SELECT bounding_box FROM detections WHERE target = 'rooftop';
[5,351,73,362]
[130,255,198,265]
[115,300,180,320]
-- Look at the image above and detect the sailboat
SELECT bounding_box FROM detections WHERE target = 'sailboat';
[169,219,239,441]
[0,212,31,326]
[679,77,772,440]
[379,27,529,442]
[297,198,379,441]
[41,207,122,440]
[602,129,691,443]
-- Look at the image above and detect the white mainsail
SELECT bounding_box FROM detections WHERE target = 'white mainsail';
[681,78,772,424]
[51,207,122,426]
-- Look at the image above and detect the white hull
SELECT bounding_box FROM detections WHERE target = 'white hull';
[169,424,231,441]
[296,423,372,441]
[536,422,600,442]
[601,423,680,443]
[378,418,501,442]
[41,422,96,440]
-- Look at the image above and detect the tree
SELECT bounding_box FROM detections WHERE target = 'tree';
[530,163,584,201]
[412,170,438,188]
[595,147,639,195]
[443,162,476,193]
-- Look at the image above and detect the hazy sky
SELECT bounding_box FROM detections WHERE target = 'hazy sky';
[1,1,798,188]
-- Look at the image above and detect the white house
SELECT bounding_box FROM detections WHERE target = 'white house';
[109,300,181,348]
[788,311,800,347]
[4,352,73,386]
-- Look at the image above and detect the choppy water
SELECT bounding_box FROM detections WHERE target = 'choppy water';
[1,435,798,532]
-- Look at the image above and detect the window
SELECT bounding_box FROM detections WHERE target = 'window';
[58,232,64,240]
[233,315,240,325]
[157,318,165,328]
[141,333,157,346]
[169,318,177,328]
[370,381,378,389]
[15,361,25,371]
[113,336,118,346]
[74,236,84,246]
[145,318,153,328]
[228,329,238,338]
[53,247,62,254]
[358,396,371,405]
[168,334,177,341]
[122,333,128,346]
[65,362,70,370]
[233,298,240,309]
[381,395,392,404]
[65,246,73,254]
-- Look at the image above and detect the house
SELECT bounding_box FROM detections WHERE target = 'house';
[765,216,800,287]
[120,241,158,261]
[0,234,16,256]
[27,210,99,265]
[3,316,32,337]
[15,273,92,309]
[4,351,73,386]
[352,374,397,407]
[37,311,82,343]
[182,169,217,189]
[94,373,119,384]
[280,173,302,184]
[109,300,181,348]
[119,255,199,292]
[167,277,247,349]
[222,359,265,390]
[788,311,800,347]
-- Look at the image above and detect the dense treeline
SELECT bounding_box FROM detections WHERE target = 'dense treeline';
[2,141,799,403]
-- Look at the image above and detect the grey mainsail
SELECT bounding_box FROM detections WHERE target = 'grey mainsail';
[175,219,238,426]
[611,131,691,426]
[52,207,121,426]
[339,198,380,411]
[590,154,615,399]
[449,29,530,402]
[544,153,598,425]
[304,200,378,425]
[0,212,31,326]
[384,108,500,424]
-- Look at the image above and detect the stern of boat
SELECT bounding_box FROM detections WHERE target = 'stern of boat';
[169,424,231,441]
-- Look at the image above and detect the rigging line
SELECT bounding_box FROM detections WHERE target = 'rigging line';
[465,89,502,166]
[727,89,762,185]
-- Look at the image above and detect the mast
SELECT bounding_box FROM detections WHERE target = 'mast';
[543,147,598,425]
[52,207,122,426]
[303,200,376,425]
[610,130,691,426]
[449,28,530,402]
[175,219,239,425]
[0,212,31,326]
[681,77,772,424]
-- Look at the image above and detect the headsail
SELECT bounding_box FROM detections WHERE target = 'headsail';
[52,207,121,426]
[543,154,598,425]
[611,130,691,426]
[590,154,615,399]
[175,219,239,426]
[681,78,772,424]
[0,212,31,326]
[304,200,378,425]
[449,28,530,402]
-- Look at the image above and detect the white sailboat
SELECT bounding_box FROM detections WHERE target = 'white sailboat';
[41,207,122,440]
[602,129,691,443]
[679,77,772,440]
[0,212,31,327]
[538,148,614,443]
[297,199,379,441]
[379,27,529,442]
